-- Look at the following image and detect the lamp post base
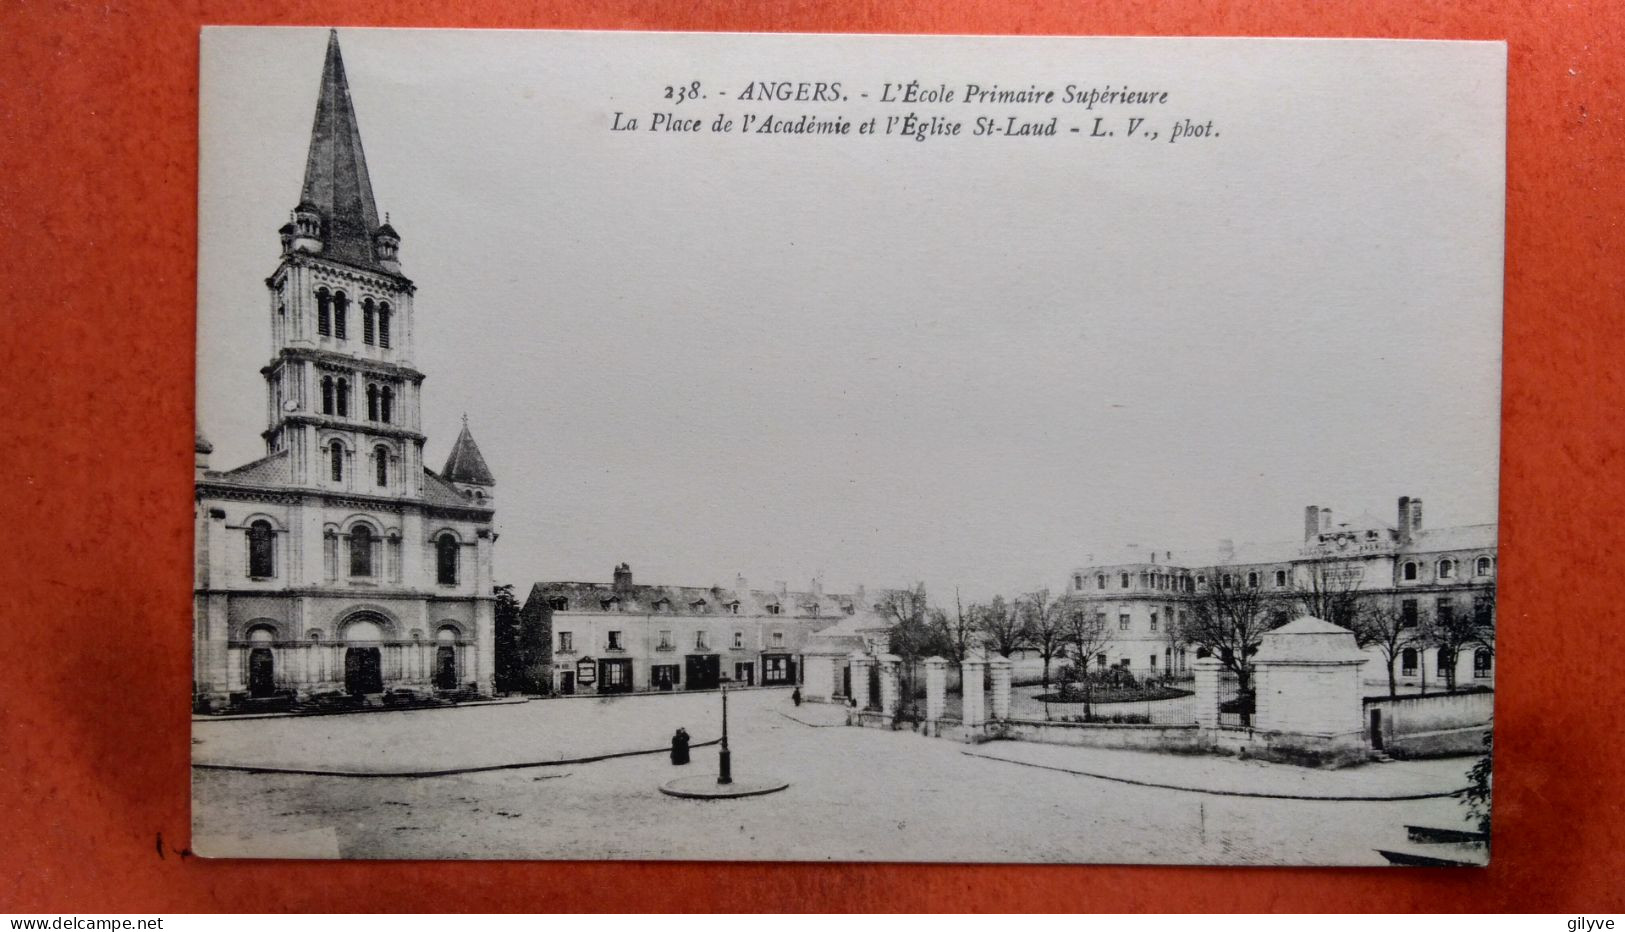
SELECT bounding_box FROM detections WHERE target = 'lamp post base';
[718,747,732,785]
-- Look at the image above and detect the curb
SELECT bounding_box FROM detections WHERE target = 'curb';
[962,750,1469,801]
[192,737,721,779]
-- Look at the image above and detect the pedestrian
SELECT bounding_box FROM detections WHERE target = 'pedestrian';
[791,687,802,707]
[670,727,690,766]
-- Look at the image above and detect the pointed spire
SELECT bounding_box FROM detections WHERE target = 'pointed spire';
[442,419,495,486]
[298,30,386,270]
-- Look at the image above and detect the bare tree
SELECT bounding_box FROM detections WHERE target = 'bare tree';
[878,582,936,707]
[1354,597,1415,698]
[978,594,1028,658]
[1020,588,1067,696]
[1288,559,1367,629]
[1062,607,1114,719]
[932,588,981,665]
[1178,572,1282,705]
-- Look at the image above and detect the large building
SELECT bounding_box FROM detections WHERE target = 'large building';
[1062,496,1496,688]
[193,32,497,710]
[519,565,888,695]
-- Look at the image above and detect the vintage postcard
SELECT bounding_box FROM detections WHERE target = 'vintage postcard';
[193,28,1505,863]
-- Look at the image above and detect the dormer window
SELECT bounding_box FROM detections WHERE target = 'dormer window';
[601,596,621,611]
[765,603,781,615]
[690,599,708,613]
[652,598,670,613]
[726,601,740,615]
[548,597,568,611]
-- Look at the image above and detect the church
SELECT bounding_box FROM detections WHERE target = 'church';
[193,31,498,711]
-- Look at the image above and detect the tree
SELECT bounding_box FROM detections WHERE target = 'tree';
[1354,598,1415,699]
[978,594,1029,658]
[492,583,523,693]
[1430,593,1487,693]
[1062,607,1114,719]
[878,582,936,708]
[1178,571,1282,711]
[931,588,981,665]
[1020,588,1067,697]
[1288,559,1366,630]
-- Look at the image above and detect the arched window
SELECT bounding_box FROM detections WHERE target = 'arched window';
[378,303,392,348]
[1475,556,1493,576]
[316,288,332,336]
[1274,569,1287,587]
[366,384,379,421]
[328,440,345,482]
[349,525,375,577]
[362,298,376,345]
[374,445,389,488]
[320,376,335,415]
[247,520,275,578]
[1247,571,1259,589]
[332,291,348,339]
[335,378,349,417]
[1438,559,1455,580]
[1073,574,1083,589]
[436,533,459,585]
[1437,648,1454,675]
[1401,647,1418,676]
[1403,561,1418,581]
[380,386,393,424]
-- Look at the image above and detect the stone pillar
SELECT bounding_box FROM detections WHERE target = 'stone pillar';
[877,653,902,717]
[848,651,873,710]
[803,654,833,701]
[1193,657,1225,730]
[923,656,948,723]
[988,656,1012,720]
[961,657,987,728]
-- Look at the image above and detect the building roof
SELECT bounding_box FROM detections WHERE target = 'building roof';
[423,467,493,510]
[195,429,213,455]
[528,578,863,620]
[1254,616,1368,664]
[1407,523,1497,554]
[441,420,495,486]
[299,30,389,272]
[207,450,291,486]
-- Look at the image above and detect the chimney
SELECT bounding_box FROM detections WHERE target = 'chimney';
[1218,539,1235,563]
[776,580,788,597]
[735,573,748,591]
[854,584,867,607]
[1397,496,1411,543]
[1319,507,1333,532]
[811,576,824,598]
[613,562,633,592]
[1304,505,1321,541]
[1410,498,1424,535]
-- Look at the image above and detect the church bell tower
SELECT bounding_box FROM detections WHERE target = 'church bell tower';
[262,30,427,500]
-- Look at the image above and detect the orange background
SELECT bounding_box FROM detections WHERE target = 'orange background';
[3,0,1623,913]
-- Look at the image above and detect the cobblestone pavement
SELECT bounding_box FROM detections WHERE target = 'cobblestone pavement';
[193,688,1478,863]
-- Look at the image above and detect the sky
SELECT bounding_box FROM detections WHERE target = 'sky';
[198,29,1505,603]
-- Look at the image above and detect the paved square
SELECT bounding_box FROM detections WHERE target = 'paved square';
[193,688,1476,863]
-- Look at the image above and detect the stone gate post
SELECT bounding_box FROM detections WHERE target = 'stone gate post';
[924,656,947,724]
[848,651,874,710]
[802,654,833,702]
[1193,657,1224,731]
[961,656,987,729]
[988,656,1012,720]
[877,653,902,718]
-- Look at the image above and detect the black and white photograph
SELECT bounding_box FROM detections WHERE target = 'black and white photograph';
[192,27,1505,864]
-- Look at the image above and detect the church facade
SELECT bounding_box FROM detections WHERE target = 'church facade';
[194,32,498,711]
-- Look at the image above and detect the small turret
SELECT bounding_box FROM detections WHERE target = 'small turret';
[372,217,401,273]
[289,200,324,254]
[441,415,495,506]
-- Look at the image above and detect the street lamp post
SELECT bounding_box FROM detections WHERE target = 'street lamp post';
[718,674,733,785]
